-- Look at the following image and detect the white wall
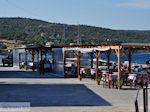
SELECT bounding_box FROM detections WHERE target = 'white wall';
[52,48,64,77]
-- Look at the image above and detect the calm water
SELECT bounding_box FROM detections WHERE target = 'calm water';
[81,52,150,64]
[99,53,150,64]
[0,52,150,64]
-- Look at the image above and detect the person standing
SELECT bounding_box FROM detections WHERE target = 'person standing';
[39,59,45,75]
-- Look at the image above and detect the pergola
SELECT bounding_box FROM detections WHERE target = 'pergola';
[64,43,150,89]
[18,46,52,71]
[17,43,150,89]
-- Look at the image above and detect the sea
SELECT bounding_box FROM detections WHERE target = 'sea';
[80,52,150,64]
[0,51,150,65]
[100,52,150,64]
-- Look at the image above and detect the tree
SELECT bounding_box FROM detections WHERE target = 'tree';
[0,43,7,49]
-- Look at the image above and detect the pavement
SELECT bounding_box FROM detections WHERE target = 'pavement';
[0,67,149,112]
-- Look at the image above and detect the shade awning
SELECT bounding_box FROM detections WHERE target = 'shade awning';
[94,47,110,51]
[64,47,110,53]
[64,48,79,51]
[79,48,95,53]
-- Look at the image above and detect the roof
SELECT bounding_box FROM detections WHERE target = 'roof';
[64,43,150,50]
[15,43,150,51]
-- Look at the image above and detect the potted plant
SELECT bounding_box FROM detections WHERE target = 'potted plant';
[114,79,123,89]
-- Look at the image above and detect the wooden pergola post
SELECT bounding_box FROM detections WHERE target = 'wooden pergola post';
[37,50,40,63]
[115,46,122,89]
[117,47,122,89]
[90,52,94,69]
[95,50,100,85]
[44,50,47,60]
[24,49,27,70]
[77,51,81,81]
[96,50,99,79]
[41,50,43,61]
[18,52,21,69]
[107,50,111,73]
[31,50,35,71]
[64,51,67,78]
[127,48,132,72]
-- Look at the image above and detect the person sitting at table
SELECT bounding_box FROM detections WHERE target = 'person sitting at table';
[128,73,137,88]
[112,62,117,71]
[80,68,86,78]
[123,66,129,86]
[133,66,138,72]
[114,65,118,72]
[71,64,76,76]
[108,71,114,88]
[90,69,96,80]
[39,59,45,75]
[138,65,143,71]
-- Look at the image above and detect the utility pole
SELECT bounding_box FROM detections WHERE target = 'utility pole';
[77,24,80,45]
[62,25,66,45]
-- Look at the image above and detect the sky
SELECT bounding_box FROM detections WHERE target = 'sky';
[0,0,150,30]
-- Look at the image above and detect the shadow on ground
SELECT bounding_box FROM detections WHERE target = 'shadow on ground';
[0,84,111,107]
[0,71,61,78]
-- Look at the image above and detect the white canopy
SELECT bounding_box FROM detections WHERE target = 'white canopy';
[64,47,110,53]
[64,48,79,51]
[94,47,110,51]
[79,47,110,53]
[79,48,95,53]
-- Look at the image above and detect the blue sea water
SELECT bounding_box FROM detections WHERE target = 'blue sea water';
[81,52,150,64]
[100,52,150,64]
[0,51,150,64]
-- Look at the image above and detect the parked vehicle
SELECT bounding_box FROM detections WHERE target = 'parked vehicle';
[2,55,13,66]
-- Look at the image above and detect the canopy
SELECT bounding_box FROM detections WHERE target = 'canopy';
[64,47,110,53]
[64,48,79,51]
[94,47,110,51]
[79,48,95,53]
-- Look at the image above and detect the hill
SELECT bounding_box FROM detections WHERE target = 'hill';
[0,17,150,46]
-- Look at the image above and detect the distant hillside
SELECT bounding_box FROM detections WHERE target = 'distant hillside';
[0,17,150,46]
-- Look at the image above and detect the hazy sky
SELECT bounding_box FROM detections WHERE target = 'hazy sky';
[0,0,150,30]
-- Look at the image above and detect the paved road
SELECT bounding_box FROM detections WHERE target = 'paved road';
[0,70,149,112]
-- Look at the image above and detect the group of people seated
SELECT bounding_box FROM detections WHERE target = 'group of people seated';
[112,63,150,88]
[79,61,150,89]
[20,59,52,74]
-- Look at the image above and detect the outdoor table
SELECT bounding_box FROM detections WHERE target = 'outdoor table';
[128,73,137,81]
[128,71,148,88]
[131,71,147,82]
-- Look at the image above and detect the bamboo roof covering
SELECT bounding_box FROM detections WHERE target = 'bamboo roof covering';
[64,43,150,51]
[16,43,150,51]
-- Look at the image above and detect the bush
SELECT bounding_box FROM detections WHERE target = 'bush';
[0,43,7,49]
